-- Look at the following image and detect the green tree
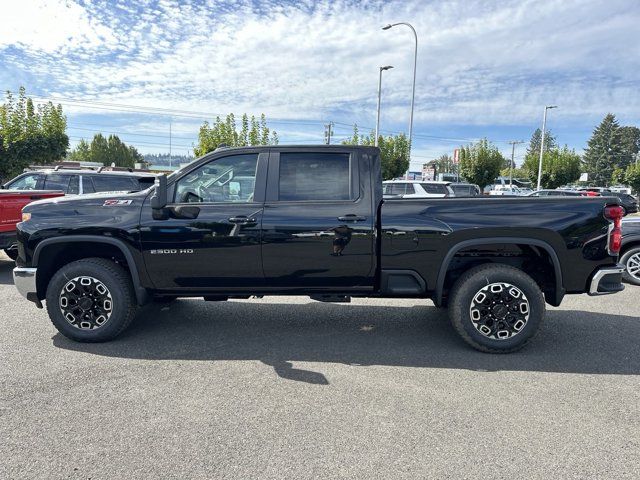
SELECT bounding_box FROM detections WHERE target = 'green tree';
[624,163,640,195]
[0,87,69,181]
[342,125,409,180]
[68,133,143,167]
[194,113,278,156]
[582,113,624,186]
[522,146,581,189]
[526,128,557,158]
[433,154,455,175]
[619,126,640,169]
[458,138,505,191]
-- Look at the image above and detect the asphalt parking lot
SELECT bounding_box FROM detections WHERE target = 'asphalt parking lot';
[0,253,638,479]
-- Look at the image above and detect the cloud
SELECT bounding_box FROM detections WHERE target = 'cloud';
[1,0,639,162]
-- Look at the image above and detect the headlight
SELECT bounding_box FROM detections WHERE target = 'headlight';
[22,212,32,222]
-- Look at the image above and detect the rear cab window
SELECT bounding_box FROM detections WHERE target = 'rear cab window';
[278,152,351,201]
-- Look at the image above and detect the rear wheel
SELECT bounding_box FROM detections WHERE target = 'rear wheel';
[46,258,137,342]
[620,246,640,286]
[448,264,545,353]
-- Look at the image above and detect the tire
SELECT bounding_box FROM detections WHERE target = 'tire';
[3,248,18,260]
[448,264,546,353]
[620,246,640,286]
[45,258,137,342]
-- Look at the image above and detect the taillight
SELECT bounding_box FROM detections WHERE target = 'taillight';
[604,205,624,255]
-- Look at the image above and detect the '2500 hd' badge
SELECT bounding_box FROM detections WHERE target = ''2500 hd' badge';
[149,249,194,255]
[103,199,133,206]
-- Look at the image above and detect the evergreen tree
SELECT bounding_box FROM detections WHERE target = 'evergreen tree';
[526,128,557,158]
[583,113,624,186]
[619,126,640,169]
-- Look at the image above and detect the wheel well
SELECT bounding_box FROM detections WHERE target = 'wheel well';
[621,240,640,256]
[35,242,131,300]
[441,243,558,306]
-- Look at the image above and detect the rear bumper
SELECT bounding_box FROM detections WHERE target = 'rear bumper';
[588,265,625,296]
[13,267,41,307]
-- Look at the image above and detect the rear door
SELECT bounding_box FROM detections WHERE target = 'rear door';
[260,148,375,290]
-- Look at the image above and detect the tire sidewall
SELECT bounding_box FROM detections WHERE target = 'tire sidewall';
[46,260,133,341]
[451,266,545,351]
[621,247,640,286]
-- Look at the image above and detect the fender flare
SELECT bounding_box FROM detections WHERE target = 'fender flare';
[33,235,149,305]
[434,237,565,307]
[622,234,640,250]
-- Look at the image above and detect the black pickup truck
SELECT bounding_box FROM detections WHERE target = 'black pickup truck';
[12,145,626,352]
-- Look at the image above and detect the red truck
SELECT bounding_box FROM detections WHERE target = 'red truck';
[0,190,64,259]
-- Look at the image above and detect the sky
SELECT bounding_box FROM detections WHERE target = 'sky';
[1,0,639,169]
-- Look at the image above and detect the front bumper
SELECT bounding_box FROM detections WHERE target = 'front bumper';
[588,265,625,296]
[13,267,41,307]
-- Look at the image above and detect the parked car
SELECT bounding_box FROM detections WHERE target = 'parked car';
[620,218,640,285]
[13,145,626,353]
[1,190,65,259]
[383,180,454,198]
[449,183,481,197]
[606,192,638,214]
[489,185,526,196]
[527,189,587,197]
[2,168,156,195]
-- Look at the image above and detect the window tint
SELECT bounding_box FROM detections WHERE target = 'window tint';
[68,175,80,194]
[91,176,137,193]
[279,152,350,201]
[82,176,95,193]
[451,185,469,196]
[405,183,416,194]
[7,174,41,190]
[421,183,447,194]
[175,154,258,203]
[386,183,407,195]
[44,174,71,192]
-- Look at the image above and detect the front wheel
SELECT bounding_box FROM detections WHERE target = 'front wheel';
[620,246,640,286]
[45,258,138,342]
[448,264,546,353]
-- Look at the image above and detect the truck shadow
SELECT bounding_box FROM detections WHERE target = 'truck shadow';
[0,257,14,285]
[52,299,640,383]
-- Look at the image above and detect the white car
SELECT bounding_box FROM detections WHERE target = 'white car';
[383,180,455,198]
[489,185,526,196]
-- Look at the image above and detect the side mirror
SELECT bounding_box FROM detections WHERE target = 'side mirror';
[150,175,167,209]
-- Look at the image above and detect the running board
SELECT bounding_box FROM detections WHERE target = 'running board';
[310,294,351,303]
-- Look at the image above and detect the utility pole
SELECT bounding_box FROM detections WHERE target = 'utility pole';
[324,122,334,145]
[508,140,524,188]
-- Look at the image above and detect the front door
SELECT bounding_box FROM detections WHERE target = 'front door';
[140,151,267,290]
[260,149,375,290]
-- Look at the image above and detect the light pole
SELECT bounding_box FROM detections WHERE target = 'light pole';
[375,65,393,147]
[508,140,524,188]
[536,105,558,191]
[383,22,417,178]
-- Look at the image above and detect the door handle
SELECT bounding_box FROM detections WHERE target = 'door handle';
[337,214,366,222]
[228,216,256,224]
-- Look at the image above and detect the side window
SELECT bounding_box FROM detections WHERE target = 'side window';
[421,183,446,194]
[44,174,71,192]
[278,152,351,201]
[389,183,406,195]
[405,183,416,195]
[82,176,95,194]
[7,174,41,190]
[92,176,137,193]
[175,154,258,203]
[67,175,80,194]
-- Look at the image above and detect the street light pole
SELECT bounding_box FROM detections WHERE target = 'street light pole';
[536,105,558,191]
[383,22,417,179]
[375,66,393,147]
